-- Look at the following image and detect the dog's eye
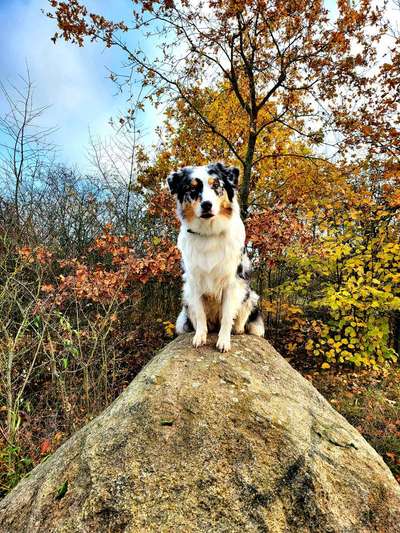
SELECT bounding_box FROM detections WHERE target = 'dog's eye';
[212,181,223,195]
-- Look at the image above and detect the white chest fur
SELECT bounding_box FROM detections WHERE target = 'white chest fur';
[178,214,245,298]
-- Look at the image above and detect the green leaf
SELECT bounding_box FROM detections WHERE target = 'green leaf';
[55,480,68,500]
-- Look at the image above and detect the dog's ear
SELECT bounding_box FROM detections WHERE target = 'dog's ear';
[227,166,239,188]
[214,162,239,188]
[167,170,184,195]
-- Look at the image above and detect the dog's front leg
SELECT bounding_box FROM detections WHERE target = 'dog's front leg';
[191,292,208,348]
[217,284,240,352]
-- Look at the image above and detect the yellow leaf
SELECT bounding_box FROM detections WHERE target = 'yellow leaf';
[321,362,330,369]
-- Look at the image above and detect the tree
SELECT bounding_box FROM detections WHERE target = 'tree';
[47,0,388,217]
[0,70,56,227]
[35,166,107,254]
[87,89,147,233]
[137,82,347,210]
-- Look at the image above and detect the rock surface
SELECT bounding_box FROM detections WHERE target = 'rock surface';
[1,334,399,532]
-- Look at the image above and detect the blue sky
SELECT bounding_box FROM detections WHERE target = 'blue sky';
[0,0,157,171]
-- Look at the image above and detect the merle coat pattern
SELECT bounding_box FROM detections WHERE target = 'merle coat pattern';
[167,162,264,352]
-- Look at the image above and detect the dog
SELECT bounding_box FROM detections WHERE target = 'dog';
[167,162,265,352]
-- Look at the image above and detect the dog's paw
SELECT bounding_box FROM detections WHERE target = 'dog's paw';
[233,327,245,335]
[193,330,207,347]
[216,334,231,353]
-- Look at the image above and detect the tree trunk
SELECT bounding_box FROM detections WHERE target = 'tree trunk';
[240,130,257,220]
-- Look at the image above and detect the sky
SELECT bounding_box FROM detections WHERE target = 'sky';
[0,0,158,171]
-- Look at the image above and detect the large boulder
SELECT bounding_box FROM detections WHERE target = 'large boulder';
[1,335,399,532]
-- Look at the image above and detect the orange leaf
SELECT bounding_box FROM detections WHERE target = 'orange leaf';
[40,439,52,455]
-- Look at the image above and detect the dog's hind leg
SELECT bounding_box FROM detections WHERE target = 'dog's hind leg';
[234,299,253,334]
[175,307,194,334]
[234,289,259,334]
[246,307,265,337]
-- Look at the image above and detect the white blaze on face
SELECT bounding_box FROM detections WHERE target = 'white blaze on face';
[191,167,221,218]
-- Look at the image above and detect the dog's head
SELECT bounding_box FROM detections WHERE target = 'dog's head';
[167,163,239,223]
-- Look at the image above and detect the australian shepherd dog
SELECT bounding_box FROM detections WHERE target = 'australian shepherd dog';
[167,162,264,352]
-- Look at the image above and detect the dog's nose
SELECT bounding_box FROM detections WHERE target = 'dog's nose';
[201,201,212,212]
